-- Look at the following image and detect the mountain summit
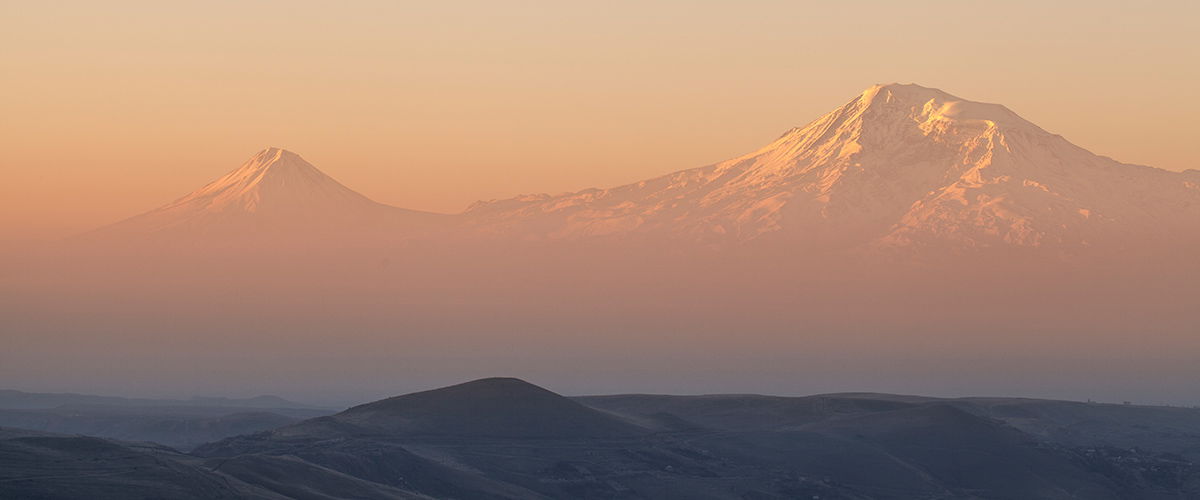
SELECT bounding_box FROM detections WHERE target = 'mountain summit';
[94,147,434,240]
[465,83,1200,253]
[176,147,381,214]
[277,378,645,439]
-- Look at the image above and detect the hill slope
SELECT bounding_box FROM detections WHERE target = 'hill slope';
[188,382,1200,499]
[284,377,645,439]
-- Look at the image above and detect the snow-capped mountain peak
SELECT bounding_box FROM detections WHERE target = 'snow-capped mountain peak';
[860,83,1044,134]
[463,83,1200,253]
[93,148,411,238]
[175,147,379,215]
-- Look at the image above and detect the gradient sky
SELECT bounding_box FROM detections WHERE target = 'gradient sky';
[2,1,1197,239]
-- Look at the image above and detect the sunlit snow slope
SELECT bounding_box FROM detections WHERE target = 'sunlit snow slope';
[465,84,1200,253]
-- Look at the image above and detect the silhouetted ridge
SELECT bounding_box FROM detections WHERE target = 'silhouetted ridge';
[187,393,1200,499]
[331,378,645,438]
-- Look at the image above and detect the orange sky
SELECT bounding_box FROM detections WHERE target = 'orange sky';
[2,1,1197,240]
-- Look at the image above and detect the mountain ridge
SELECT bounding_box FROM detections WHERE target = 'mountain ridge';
[276,377,646,439]
[464,82,1200,253]
[186,379,1200,499]
[79,84,1200,256]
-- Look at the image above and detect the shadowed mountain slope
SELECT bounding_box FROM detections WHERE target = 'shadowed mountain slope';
[0,407,304,452]
[0,427,281,499]
[573,393,914,431]
[804,404,1122,499]
[284,377,645,439]
[184,380,1200,499]
[8,384,1200,499]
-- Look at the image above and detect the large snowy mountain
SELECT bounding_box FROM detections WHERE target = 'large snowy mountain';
[465,83,1200,253]
[86,84,1198,255]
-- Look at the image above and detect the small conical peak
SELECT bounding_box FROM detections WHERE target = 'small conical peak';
[253,146,301,160]
[220,147,331,187]
[157,146,377,214]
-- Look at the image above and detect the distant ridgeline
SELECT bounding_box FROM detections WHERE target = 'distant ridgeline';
[76,84,1200,263]
[4,378,1200,499]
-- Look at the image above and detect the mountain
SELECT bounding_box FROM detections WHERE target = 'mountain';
[465,83,1200,254]
[277,377,645,439]
[10,381,1200,498]
[81,85,1199,257]
[90,147,440,241]
[0,427,278,499]
[186,379,1200,499]
[573,393,914,431]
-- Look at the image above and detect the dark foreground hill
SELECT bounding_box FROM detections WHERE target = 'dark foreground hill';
[5,379,1200,499]
[0,428,280,499]
[283,377,645,439]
